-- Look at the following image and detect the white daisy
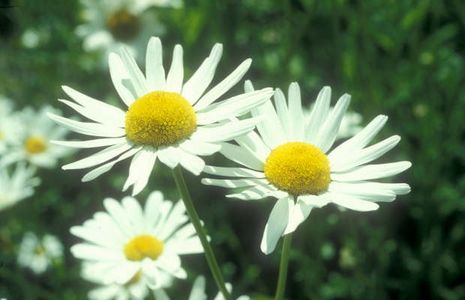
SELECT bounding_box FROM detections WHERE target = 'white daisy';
[202,81,412,254]
[0,96,24,154]
[82,264,157,300]
[1,106,70,168]
[76,0,180,62]
[70,191,203,291]
[17,232,63,274]
[49,37,273,196]
[0,163,40,211]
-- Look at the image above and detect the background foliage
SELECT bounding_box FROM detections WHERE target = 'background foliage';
[1,0,465,299]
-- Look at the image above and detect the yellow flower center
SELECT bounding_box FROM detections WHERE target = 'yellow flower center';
[125,91,197,147]
[106,9,140,41]
[264,142,331,196]
[124,235,164,261]
[24,136,47,154]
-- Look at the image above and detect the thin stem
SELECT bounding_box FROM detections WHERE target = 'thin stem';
[274,234,293,300]
[172,166,232,300]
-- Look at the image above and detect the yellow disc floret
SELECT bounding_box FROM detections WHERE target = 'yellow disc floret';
[24,136,47,154]
[124,235,164,261]
[125,91,197,147]
[264,142,331,196]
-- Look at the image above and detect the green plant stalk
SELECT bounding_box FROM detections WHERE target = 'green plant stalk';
[274,234,293,300]
[172,166,232,300]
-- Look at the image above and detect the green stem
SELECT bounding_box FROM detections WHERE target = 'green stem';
[274,234,293,300]
[172,166,232,300]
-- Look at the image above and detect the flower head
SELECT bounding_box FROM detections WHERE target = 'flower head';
[50,37,273,195]
[0,163,40,211]
[17,232,63,274]
[203,81,411,254]
[70,191,203,290]
[0,96,24,154]
[1,106,70,168]
[76,0,181,62]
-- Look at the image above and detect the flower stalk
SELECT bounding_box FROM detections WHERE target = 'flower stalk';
[274,233,293,300]
[172,166,232,300]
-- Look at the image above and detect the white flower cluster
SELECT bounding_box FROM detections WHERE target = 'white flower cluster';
[51,36,411,299]
[0,96,70,211]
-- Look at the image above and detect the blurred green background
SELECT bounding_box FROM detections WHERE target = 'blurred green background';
[1,0,465,299]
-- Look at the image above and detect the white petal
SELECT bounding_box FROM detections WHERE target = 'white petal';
[62,143,132,170]
[251,100,285,149]
[119,47,149,97]
[108,52,137,106]
[226,185,280,201]
[219,142,264,171]
[331,161,412,182]
[306,86,331,142]
[123,150,157,196]
[157,147,180,169]
[195,88,273,124]
[178,150,205,175]
[166,44,184,92]
[82,147,141,182]
[48,113,126,137]
[260,197,293,255]
[188,276,207,300]
[61,86,126,126]
[328,115,388,160]
[179,139,221,156]
[273,88,291,137]
[191,118,261,143]
[201,178,268,188]
[328,192,380,211]
[329,182,396,202]
[288,82,305,140]
[203,166,265,178]
[284,196,313,234]
[182,44,223,104]
[194,58,252,111]
[313,93,351,153]
[235,130,271,162]
[145,37,166,91]
[330,135,401,172]
[51,137,126,148]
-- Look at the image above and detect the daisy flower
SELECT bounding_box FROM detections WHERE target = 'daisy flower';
[76,0,180,62]
[0,96,24,154]
[1,106,70,168]
[82,264,157,300]
[0,163,40,211]
[202,81,412,254]
[17,232,63,274]
[49,37,273,195]
[70,191,203,290]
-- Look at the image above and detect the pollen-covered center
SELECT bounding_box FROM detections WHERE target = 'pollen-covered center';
[106,9,140,41]
[264,142,331,196]
[124,235,164,261]
[125,91,197,147]
[24,136,47,154]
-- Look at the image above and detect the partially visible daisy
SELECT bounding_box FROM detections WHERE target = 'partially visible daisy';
[188,276,250,300]
[70,191,203,290]
[17,232,63,274]
[50,37,273,195]
[82,264,157,300]
[1,106,70,168]
[77,0,180,62]
[0,163,40,211]
[203,81,411,254]
[0,96,24,154]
